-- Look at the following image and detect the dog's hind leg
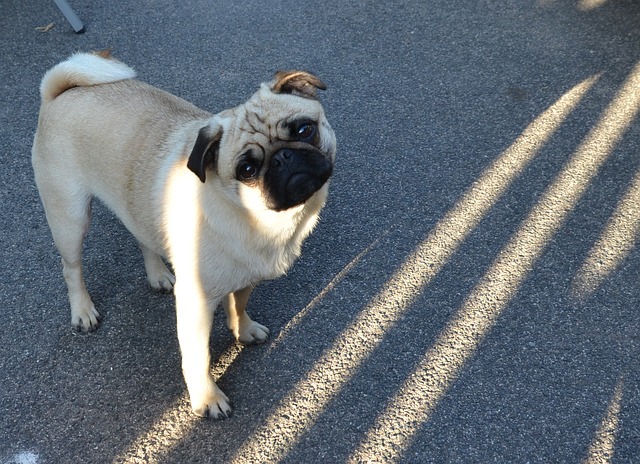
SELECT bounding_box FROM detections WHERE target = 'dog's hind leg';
[37,184,100,332]
[57,197,99,332]
[139,243,175,293]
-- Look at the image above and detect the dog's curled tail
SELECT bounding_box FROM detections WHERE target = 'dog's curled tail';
[40,52,137,104]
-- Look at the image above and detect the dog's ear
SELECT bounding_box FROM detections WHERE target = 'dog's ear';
[187,123,223,183]
[271,70,327,98]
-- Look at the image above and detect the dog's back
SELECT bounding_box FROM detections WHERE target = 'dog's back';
[33,53,209,213]
[32,53,210,258]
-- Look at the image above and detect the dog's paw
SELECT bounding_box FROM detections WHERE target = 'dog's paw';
[142,249,176,293]
[147,268,176,293]
[71,303,101,332]
[190,382,233,419]
[237,320,270,345]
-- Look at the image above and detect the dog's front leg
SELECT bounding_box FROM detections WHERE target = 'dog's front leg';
[174,282,231,419]
[223,286,269,344]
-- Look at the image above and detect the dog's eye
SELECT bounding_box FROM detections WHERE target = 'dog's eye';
[238,162,258,180]
[297,122,316,141]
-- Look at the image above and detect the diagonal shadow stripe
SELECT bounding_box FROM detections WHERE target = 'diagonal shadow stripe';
[583,376,624,464]
[269,231,389,351]
[349,64,640,463]
[572,169,640,299]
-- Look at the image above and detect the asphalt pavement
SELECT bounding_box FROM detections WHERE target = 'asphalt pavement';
[1,0,640,463]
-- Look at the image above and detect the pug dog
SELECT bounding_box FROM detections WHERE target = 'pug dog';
[32,51,336,419]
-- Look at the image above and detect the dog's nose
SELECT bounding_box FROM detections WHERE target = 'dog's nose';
[271,148,294,168]
[265,148,333,211]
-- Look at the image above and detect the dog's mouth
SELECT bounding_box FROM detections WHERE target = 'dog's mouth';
[264,148,333,211]
[285,172,329,207]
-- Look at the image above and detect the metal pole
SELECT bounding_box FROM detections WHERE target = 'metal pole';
[53,0,85,33]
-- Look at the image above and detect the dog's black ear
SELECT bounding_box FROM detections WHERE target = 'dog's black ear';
[271,70,326,98]
[187,125,222,183]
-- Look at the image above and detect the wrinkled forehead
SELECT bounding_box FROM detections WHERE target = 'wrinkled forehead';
[214,84,329,153]
[243,83,326,120]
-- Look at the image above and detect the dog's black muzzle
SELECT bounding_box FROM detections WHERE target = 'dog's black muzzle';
[264,148,333,212]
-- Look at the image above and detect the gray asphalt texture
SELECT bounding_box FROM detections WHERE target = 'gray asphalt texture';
[2,0,640,463]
